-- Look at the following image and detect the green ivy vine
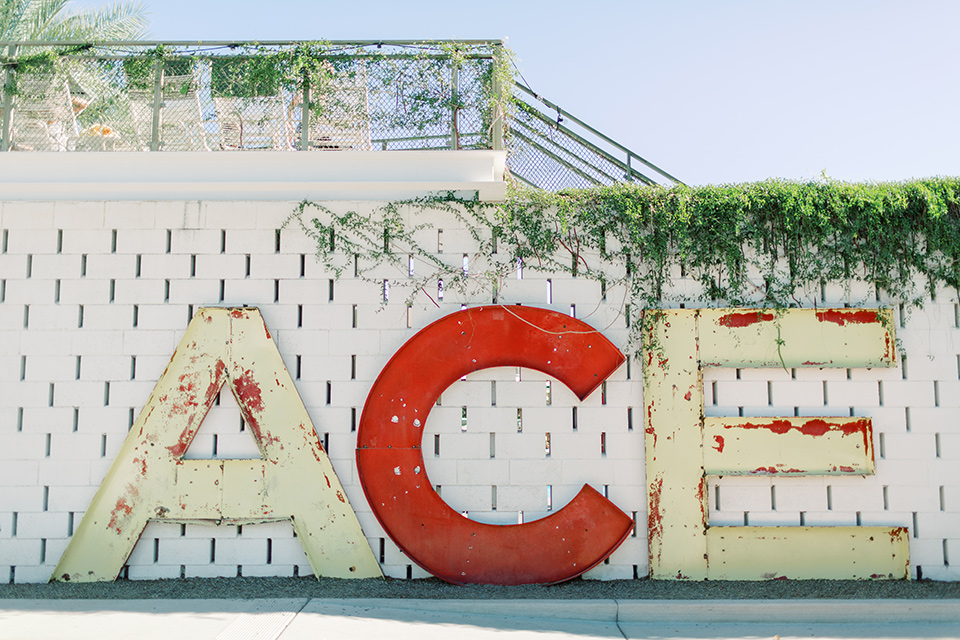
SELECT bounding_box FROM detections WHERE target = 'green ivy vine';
[289,177,960,352]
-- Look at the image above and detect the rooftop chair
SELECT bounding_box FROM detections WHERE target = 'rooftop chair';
[129,74,210,151]
[213,95,292,150]
[9,75,79,151]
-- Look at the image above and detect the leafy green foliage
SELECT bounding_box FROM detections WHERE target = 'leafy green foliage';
[291,178,960,351]
[517,177,960,310]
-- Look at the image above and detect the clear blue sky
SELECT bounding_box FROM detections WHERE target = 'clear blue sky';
[73,0,960,186]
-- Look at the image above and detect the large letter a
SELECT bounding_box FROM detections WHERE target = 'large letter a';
[53,307,381,582]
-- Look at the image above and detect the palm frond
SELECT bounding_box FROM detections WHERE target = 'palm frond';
[0,0,149,42]
[50,1,149,41]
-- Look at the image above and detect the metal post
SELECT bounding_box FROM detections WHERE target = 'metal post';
[450,62,459,150]
[1,45,18,152]
[626,153,633,182]
[300,71,310,151]
[149,58,164,151]
[491,45,504,152]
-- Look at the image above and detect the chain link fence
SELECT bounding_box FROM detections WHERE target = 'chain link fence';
[508,83,680,190]
[0,41,678,189]
[0,41,505,153]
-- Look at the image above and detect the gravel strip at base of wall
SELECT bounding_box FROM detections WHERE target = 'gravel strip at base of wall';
[1,577,959,600]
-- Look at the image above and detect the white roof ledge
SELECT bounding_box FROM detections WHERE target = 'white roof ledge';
[0,150,507,202]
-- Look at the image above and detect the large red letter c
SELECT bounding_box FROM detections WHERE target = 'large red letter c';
[356,305,633,585]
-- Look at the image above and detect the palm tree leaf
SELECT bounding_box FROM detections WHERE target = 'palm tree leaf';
[0,0,149,42]
[50,1,149,41]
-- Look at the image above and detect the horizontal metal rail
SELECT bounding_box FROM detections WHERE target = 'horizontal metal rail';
[0,39,505,47]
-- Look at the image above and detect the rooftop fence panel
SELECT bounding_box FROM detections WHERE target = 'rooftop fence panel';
[0,40,678,189]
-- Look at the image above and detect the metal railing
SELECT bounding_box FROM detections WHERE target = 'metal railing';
[0,40,679,188]
[509,83,681,189]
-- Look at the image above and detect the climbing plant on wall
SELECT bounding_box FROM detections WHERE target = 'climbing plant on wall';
[289,177,960,352]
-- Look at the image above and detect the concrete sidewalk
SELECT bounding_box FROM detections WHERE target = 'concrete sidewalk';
[1,598,958,640]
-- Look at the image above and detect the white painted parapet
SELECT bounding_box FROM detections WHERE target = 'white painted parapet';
[0,150,507,202]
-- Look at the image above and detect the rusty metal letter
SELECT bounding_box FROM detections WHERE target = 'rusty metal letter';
[53,307,381,582]
[643,308,909,580]
[357,305,634,585]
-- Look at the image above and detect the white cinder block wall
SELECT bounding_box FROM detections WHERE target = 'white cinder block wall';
[1,198,958,584]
